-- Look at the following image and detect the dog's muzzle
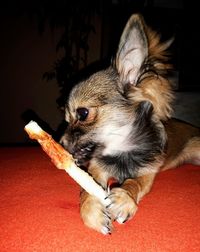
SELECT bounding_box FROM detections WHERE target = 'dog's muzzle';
[71,142,96,168]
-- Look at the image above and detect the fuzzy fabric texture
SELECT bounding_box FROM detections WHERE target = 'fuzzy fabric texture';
[0,147,200,252]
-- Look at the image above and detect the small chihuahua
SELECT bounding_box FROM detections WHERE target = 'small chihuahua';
[60,13,200,234]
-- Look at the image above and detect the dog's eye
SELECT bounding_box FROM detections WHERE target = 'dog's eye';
[76,107,89,121]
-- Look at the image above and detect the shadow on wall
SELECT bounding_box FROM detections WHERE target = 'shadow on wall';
[173,91,200,127]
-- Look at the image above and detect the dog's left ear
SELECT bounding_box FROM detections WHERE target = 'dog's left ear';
[115,14,148,86]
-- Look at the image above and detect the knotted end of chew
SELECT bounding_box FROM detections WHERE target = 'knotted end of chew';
[24,120,73,169]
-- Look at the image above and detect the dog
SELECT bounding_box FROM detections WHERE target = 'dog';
[60,13,200,234]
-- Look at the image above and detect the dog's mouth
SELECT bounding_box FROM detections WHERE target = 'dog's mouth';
[73,142,96,168]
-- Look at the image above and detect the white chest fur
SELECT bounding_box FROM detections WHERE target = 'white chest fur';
[97,122,135,156]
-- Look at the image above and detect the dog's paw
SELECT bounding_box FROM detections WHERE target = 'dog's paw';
[80,195,112,235]
[107,187,138,224]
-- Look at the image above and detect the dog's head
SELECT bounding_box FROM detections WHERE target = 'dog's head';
[61,14,174,169]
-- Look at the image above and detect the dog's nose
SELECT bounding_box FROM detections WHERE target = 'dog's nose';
[59,135,66,146]
[66,143,76,156]
[59,135,75,155]
[64,143,76,157]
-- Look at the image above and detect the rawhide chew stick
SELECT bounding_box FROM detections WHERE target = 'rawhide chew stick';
[24,120,110,205]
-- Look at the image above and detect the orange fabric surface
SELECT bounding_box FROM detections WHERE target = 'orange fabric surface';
[0,147,200,252]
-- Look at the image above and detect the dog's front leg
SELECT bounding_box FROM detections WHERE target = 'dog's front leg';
[80,189,113,234]
[107,173,156,224]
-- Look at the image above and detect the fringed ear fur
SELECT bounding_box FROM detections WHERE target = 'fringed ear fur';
[115,14,148,85]
[115,13,174,121]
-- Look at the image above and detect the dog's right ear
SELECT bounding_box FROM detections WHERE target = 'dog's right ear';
[115,14,148,86]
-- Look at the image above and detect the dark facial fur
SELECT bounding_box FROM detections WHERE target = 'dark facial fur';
[60,13,173,184]
[100,101,166,182]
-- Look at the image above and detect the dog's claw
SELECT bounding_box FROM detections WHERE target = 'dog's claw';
[101,225,112,235]
[105,188,138,224]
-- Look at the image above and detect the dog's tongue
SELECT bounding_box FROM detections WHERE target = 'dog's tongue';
[107,177,119,190]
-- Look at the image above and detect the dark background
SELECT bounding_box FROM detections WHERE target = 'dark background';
[0,0,199,144]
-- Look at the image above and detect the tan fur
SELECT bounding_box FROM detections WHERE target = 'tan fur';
[80,189,113,234]
[128,76,174,120]
[163,119,200,170]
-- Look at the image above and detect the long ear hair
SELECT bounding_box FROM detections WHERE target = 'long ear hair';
[114,13,174,121]
[115,14,148,86]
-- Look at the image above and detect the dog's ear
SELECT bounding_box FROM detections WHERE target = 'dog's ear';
[115,14,148,86]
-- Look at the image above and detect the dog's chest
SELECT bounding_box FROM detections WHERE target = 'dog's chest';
[96,123,135,156]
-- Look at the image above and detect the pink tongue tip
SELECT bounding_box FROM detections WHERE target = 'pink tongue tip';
[107,177,119,190]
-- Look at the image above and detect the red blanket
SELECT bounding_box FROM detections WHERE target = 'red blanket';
[0,147,200,251]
